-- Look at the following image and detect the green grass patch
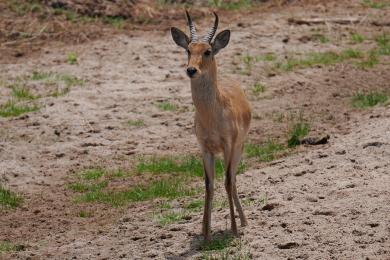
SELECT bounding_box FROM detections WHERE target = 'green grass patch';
[158,201,172,209]
[102,16,125,29]
[68,180,108,193]
[80,168,104,180]
[342,49,364,59]
[156,210,190,225]
[245,140,285,162]
[30,71,52,81]
[208,0,252,10]
[10,84,37,100]
[201,233,235,251]
[157,102,177,111]
[350,33,365,44]
[287,122,310,147]
[7,0,44,16]
[105,169,126,178]
[251,83,266,95]
[78,210,93,218]
[351,91,388,108]
[0,241,25,254]
[375,34,390,55]
[127,119,145,127]
[0,101,39,117]
[257,53,277,62]
[137,156,245,179]
[240,54,254,75]
[0,186,23,209]
[185,199,204,211]
[362,0,390,8]
[357,50,380,68]
[76,178,196,207]
[67,52,78,64]
[59,74,85,87]
[31,71,84,87]
[312,33,329,43]
[276,49,363,71]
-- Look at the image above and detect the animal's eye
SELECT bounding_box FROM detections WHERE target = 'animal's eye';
[204,50,211,56]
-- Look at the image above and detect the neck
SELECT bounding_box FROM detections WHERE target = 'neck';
[190,60,218,113]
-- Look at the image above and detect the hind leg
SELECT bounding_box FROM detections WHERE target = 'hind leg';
[230,145,247,227]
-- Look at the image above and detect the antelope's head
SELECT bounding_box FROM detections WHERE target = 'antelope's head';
[171,10,230,79]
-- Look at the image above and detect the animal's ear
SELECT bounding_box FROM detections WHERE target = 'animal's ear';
[171,27,190,49]
[212,30,230,55]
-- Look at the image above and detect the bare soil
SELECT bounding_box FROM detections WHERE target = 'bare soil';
[1,0,389,259]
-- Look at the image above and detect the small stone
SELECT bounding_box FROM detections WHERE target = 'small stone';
[335,149,346,155]
[277,241,299,249]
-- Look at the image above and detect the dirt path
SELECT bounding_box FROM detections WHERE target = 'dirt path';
[1,0,389,259]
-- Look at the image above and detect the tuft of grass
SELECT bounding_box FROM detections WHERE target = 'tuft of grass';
[156,211,189,225]
[287,122,310,147]
[341,48,364,59]
[80,169,104,180]
[59,74,85,87]
[202,238,251,260]
[78,211,93,218]
[49,86,70,97]
[106,169,126,179]
[213,199,229,210]
[0,241,25,254]
[68,181,108,193]
[31,71,84,87]
[312,33,330,43]
[276,49,363,71]
[241,54,254,75]
[362,0,390,8]
[251,83,266,95]
[375,34,390,56]
[157,102,177,111]
[0,101,39,117]
[245,140,285,162]
[258,53,277,62]
[357,50,379,68]
[350,33,365,44]
[0,186,23,208]
[208,0,252,10]
[185,199,204,212]
[67,52,78,64]
[127,119,145,127]
[137,156,245,179]
[30,71,51,81]
[10,84,37,100]
[351,91,388,108]
[201,233,235,251]
[158,201,172,209]
[76,178,196,207]
[103,16,125,29]
[8,1,44,16]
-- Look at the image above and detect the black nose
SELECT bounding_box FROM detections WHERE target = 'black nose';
[186,67,197,77]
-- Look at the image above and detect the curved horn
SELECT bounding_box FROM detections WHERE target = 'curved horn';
[185,10,198,42]
[203,12,219,43]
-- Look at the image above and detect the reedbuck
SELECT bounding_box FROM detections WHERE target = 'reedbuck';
[171,11,251,240]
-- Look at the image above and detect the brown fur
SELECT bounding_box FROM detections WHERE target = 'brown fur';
[187,42,251,240]
[171,20,251,241]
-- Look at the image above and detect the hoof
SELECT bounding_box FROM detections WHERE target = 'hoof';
[241,219,248,227]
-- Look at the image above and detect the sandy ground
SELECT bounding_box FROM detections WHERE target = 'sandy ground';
[1,0,389,259]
